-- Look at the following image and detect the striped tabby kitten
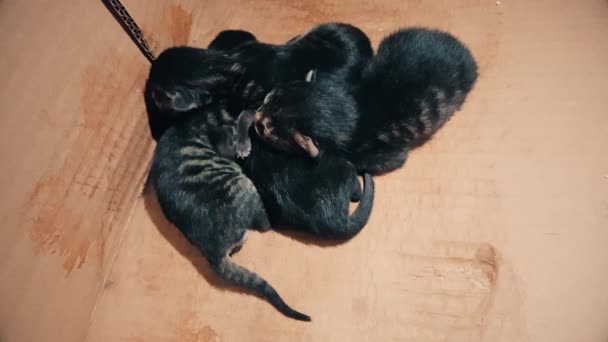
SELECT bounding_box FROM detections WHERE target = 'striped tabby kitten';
[149,105,310,321]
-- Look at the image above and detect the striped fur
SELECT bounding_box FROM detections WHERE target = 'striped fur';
[149,106,310,321]
[254,28,478,175]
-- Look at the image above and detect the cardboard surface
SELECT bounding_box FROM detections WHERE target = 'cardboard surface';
[1,1,607,341]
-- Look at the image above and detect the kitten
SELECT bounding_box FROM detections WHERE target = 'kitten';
[149,105,310,321]
[254,28,479,175]
[144,22,373,140]
[145,24,376,239]
[238,136,375,241]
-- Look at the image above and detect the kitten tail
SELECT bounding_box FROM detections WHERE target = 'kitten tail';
[211,256,312,321]
[344,173,375,239]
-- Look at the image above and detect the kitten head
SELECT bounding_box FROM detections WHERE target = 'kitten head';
[146,47,243,113]
[208,30,257,51]
[144,47,246,140]
[253,71,320,158]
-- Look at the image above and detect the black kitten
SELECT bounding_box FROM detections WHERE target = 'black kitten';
[144,22,373,140]
[145,24,376,239]
[149,105,310,321]
[255,28,479,175]
[238,136,375,241]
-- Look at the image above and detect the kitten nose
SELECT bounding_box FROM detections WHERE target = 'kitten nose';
[254,110,263,122]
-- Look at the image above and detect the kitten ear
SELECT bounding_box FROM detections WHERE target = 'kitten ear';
[293,131,320,158]
[165,90,192,111]
[305,69,317,83]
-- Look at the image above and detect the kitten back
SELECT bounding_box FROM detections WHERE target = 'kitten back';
[151,108,310,321]
[357,27,478,147]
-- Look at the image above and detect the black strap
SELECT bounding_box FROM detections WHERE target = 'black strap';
[101,0,155,63]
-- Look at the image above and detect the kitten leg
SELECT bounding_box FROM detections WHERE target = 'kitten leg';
[234,110,255,159]
[253,210,272,232]
[251,198,272,232]
[211,125,237,158]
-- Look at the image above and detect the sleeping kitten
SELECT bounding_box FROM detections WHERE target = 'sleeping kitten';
[254,28,479,175]
[144,22,373,140]
[238,135,375,241]
[145,24,376,240]
[149,105,310,321]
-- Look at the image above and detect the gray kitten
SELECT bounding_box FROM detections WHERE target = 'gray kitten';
[149,105,310,321]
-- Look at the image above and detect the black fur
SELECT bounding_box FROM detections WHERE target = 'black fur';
[255,28,479,175]
[144,23,377,238]
[238,136,374,241]
[208,29,257,51]
[144,22,373,140]
[149,106,310,321]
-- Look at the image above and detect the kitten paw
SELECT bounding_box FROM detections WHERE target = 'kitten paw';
[235,140,252,159]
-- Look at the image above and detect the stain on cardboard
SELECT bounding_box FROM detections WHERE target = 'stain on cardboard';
[173,310,221,342]
[103,280,115,289]
[25,52,152,275]
[393,241,500,339]
[168,5,192,46]
[475,242,498,285]
[62,240,91,275]
[143,4,192,56]
[352,297,369,317]
[198,326,221,342]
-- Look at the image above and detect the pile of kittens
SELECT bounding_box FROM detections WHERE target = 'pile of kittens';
[144,23,478,321]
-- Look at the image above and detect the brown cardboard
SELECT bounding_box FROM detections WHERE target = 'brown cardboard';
[1,1,607,341]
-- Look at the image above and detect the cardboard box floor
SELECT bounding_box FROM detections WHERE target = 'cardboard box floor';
[1,1,606,341]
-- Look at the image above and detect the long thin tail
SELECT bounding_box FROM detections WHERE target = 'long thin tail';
[321,173,374,240]
[345,173,375,236]
[210,256,311,321]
